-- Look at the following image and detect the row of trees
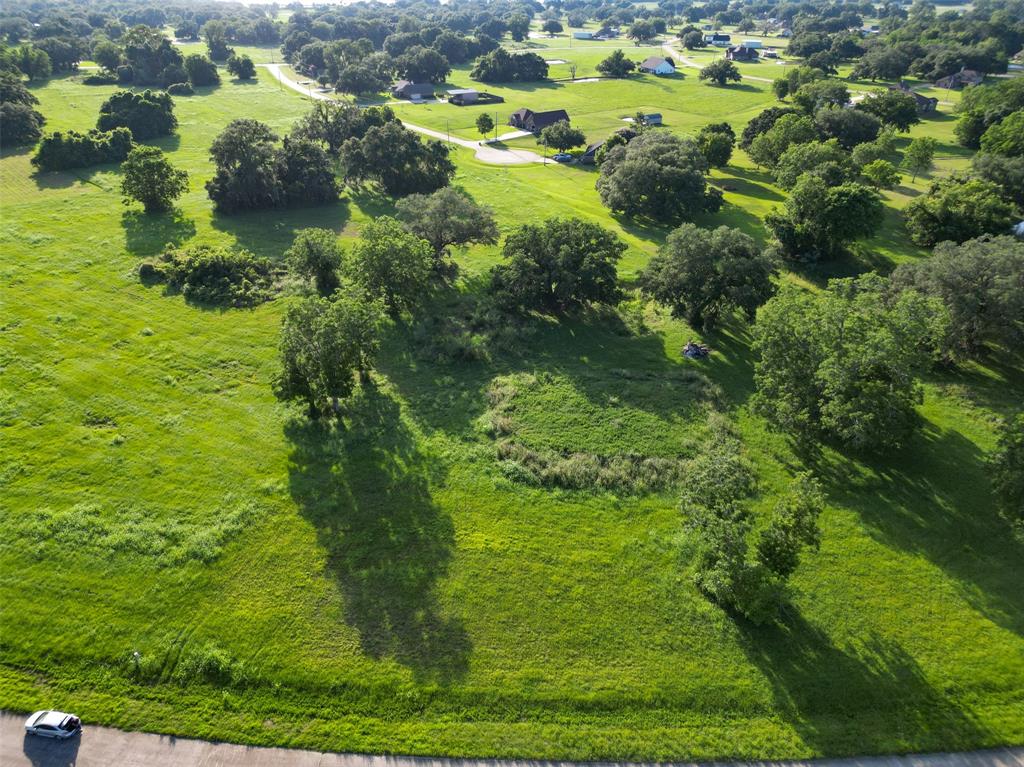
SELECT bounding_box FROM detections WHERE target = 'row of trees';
[0,71,45,147]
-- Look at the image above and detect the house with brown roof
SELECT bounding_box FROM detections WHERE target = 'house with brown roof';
[935,68,984,89]
[725,45,759,62]
[508,108,570,133]
[889,82,938,113]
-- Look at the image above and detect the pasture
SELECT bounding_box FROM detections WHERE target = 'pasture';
[1,39,1023,761]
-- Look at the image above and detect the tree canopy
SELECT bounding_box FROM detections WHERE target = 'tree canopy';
[120,145,189,213]
[903,176,1017,246]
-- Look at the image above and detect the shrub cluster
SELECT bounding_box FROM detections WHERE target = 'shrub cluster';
[143,244,275,307]
[31,127,133,171]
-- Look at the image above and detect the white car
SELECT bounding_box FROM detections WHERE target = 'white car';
[24,710,81,738]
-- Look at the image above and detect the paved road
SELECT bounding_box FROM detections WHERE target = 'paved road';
[262,64,547,165]
[2,713,1022,767]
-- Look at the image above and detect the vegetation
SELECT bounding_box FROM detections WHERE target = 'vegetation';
[32,127,133,172]
[470,48,547,83]
[120,145,189,213]
[341,121,454,197]
[0,72,44,147]
[597,131,721,223]
[596,49,635,78]
[490,218,625,312]
[2,3,1024,760]
[394,187,499,268]
[346,217,434,315]
[990,413,1024,538]
[97,89,176,140]
[903,176,1017,247]
[638,224,776,331]
[145,243,275,307]
[285,228,343,296]
[538,120,586,152]
[753,274,945,453]
[699,59,741,86]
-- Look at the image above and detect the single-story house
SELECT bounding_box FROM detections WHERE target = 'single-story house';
[392,80,435,99]
[508,108,571,133]
[638,56,675,75]
[935,67,984,89]
[447,88,479,105]
[726,45,760,62]
[889,82,938,113]
[704,32,732,46]
[741,39,764,49]
[573,31,594,40]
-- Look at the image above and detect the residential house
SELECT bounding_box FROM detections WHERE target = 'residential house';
[392,80,435,99]
[508,108,571,133]
[704,32,732,46]
[741,39,764,49]
[638,56,676,75]
[935,67,985,89]
[726,45,760,62]
[580,141,603,164]
[889,82,938,113]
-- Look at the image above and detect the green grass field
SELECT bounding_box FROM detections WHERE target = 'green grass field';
[1,49,1022,761]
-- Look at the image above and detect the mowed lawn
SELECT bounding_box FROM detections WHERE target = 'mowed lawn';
[1,63,1023,760]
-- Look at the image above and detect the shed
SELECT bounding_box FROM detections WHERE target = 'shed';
[447,88,479,105]
[573,31,594,40]
[741,39,764,49]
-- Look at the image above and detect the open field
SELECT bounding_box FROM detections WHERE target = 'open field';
[1,37,1023,763]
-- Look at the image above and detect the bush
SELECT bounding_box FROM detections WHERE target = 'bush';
[32,128,134,172]
[82,73,118,85]
[903,176,1017,246]
[97,89,177,140]
[148,244,275,307]
[166,82,194,96]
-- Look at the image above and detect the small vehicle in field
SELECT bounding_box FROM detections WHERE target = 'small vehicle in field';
[552,153,573,163]
[24,711,81,738]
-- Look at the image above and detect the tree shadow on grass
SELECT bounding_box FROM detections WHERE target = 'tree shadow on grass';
[738,610,989,755]
[284,383,470,683]
[122,208,197,256]
[808,420,1024,637]
[210,198,351,261]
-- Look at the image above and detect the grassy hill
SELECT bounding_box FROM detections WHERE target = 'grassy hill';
[1,48,1022,760]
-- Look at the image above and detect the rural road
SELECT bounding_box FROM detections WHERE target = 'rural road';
[262,64,547,165]
[3,713,1023,767]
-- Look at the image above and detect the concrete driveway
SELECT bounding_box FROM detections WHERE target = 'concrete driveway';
[262,65,547,165]
[3,712,1023,767]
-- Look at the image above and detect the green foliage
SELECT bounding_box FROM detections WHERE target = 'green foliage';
[471,47,547,82]
[274,292,384,417]
[202,19,232,61]
[791,79,849,114]
[972,152,1024,208]
[226,54,256,80]
[900,136,938,181]
[698,59,741,86]
[747,113,817,168]
[682,30,704,49]
[92,40,122,73]
[32,127,133,172]
[206,118,280,213]
[739,106,800,150]
[475,112,494,136]
[766,175,884,262]
[903,176,1018,247]
[596,49,636,78]
[851,129,898,168]
[9,44,51,80]
[756,473,825,579]
[752,274,946,452]
[980,110,1024,158]
[97,89,176,140]
[696,122,734,168]
[120,145,189,213]
[815,106,881,150]
[121,24,184,85]
[341,120,454,197]
[394,186,499,266]
[597,131,721,223]
[149,243,275,307]
[774,139,853,189]
[490,218,625,312]
[638,223,776,330]
[541,19,563,35]
[0,100,45,147]
[346,216,434,314]
[855,89,921,132]
[183,53,219,87]
[989,413,1024,538]
[293,102,396,155]
[395,45,451,84]
[955,77,1024,148]
[860,159,901,189]
[166,82,193,96]
[285,228,343,296]
[539,120,586,152]
[891,235,1024,357]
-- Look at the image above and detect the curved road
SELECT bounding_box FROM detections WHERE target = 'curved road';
[263,64,547,165]
[3,713,1023,767]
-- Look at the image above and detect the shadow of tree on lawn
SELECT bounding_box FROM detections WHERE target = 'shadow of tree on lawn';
[739,610,989,755]
[285,383,470,683]
[122,208,196,256]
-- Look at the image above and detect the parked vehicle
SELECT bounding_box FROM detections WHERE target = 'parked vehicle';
[552,153,573,163]
[24,711,81,739]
